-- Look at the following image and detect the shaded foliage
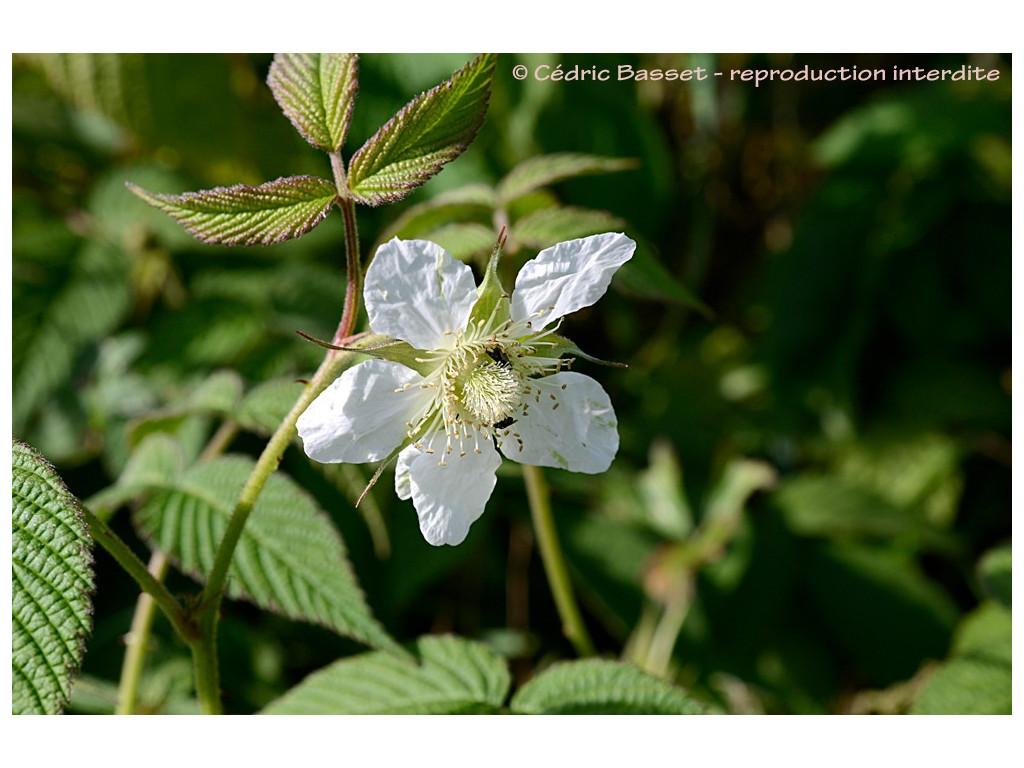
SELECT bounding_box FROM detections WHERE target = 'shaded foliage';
[11,53,1010,714]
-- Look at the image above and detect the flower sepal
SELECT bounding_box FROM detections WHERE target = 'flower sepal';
[296,331,435,376]
[466,232,510,332]
[546,332,629,369]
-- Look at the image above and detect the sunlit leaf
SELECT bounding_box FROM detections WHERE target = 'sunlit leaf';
[12,441,94,715]
[268,53,358,153]
[347,54,495,205]
[497,153,637,205]
[261,635,510,714]
[510,659,705,714]
[127,176,338,246]
[134,456,398,652]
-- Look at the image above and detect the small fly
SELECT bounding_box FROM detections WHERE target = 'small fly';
[485,344,511,367]
[485,344,517,430]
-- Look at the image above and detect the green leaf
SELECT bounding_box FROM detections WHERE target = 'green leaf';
[12,441,95,715]
[377,184,495,244]
[261,635,510,714]
[86,432,185,517]
[127,176,338,246]
[615,242,708,312]
[511,659,705,714]
[133,455,398,653]
[347,53,496,205]
[637,441,693,540]
[513,206,626,249]
[775,475,953,551]
[187,370,245,415]
[702,459,777,540]
[427,222,497,261]
[977,543,1011,607]
[912,602,1011,714]
[13,239,131,434]
[237,377,306,436]
[497,153,637,205]
[267,53,359,153]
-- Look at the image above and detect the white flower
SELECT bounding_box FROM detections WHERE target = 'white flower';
[297,232,635,546]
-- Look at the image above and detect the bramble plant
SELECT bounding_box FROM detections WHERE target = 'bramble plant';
[12,53,707,715]
[18,52,1008,720]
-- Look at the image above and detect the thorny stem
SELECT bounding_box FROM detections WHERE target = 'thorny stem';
[522,464,596,657]
[115,551,169,715]
[189,153,364,714]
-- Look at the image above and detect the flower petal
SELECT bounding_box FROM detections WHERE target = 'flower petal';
[397,443,502,546]
[510,233,635,327]
[364,238,478,350]
[504,372,618,474]
[297,359,432,464]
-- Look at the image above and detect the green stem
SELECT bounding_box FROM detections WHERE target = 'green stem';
[189,156,364,714]
[199,420,239,463]
[645,596,690,679]
[83,509,196,644]
[522,464,595,657]
[115,551,169,715]
[189,617,223,715]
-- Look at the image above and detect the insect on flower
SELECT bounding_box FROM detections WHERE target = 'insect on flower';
[296,232,635,545]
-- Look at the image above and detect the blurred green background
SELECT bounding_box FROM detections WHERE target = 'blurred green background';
[11,53,1011,714]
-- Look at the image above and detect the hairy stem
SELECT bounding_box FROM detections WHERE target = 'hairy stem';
[522,464,595,657]
[83,509,196,644]
[189,157,364,713]
[115,551,169,715]
[331,152,362,346]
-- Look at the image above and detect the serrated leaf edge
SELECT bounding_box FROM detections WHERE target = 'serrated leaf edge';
[126,176,339,246]
[12,440,96,715]
[347,53,496,206]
